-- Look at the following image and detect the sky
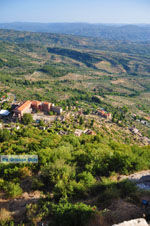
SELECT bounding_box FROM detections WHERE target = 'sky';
[0,0,150,24]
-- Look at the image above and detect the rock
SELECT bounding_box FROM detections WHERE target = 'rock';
[139,175,150,183]
[119,171,150,191]
[137,175,150,190]
[112,218,148,226]
[137,183,150,190]
[22,192,29,199]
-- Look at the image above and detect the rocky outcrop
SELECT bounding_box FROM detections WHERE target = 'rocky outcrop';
[119,171,150,191]
[112,218,148,226]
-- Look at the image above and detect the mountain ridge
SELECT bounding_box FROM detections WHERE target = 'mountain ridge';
[0,22,150,41]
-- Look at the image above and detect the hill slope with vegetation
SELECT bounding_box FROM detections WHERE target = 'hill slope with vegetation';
[0,29,150,225]
[0,123,149,225]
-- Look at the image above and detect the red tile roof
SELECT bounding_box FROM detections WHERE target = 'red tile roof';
[43,102,50,105]
[17,100,31,112]
[31,101,41,106]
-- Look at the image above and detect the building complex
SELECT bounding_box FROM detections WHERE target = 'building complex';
[13,100,62,118]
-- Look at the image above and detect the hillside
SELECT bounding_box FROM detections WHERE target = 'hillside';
[0,28,150,225]
[0,29,149,114]
[0,29,149,134]
[1,23,150,41]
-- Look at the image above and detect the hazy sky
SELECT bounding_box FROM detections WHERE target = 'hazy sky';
[0,0,150,24]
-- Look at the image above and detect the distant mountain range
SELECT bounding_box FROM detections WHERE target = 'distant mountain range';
[0,22,150,41]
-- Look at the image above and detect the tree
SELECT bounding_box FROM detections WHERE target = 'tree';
[79,116,84,125]
[1,101,11,110]
[22,113,33,125]
[0,129,11,142]
[122,105,128,114]
[39,119,45,126]
[90,119,94,127]
[83,109,90,115]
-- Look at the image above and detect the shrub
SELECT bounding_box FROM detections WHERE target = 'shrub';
[4,182,23,198]
[3,166,20,180]
[41,159,75,186]
[0,178,4,188]
[32,178,45,190]
[77,171,96,187]
[98,186,120,206]
[0,129,11,142]
[117,179,138,199]
[51,200,97,226]
[26,203,42,225]
[41,159,76,197]
[22,113,33,125]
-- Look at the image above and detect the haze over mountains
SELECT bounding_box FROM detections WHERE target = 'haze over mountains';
[0,22,150,41]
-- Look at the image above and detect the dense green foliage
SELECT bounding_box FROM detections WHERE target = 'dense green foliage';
[0,124,149,224]
[0,180,22,198]
[0,127,149,181]
[47,47,99,68]
[40,64,68,77]
[27,199,96,226]
[22,113,33,125]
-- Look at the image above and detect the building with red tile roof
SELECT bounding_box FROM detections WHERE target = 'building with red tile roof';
[13,100,62,118]
[97,109,112,120]
[14,100,32,117]
[31,101,42,111]
[42,102,52,112]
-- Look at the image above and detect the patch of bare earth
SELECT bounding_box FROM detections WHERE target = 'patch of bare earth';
[111,79,125,85]
[95,61,125,74]
[86,199,143,226]
[105,199,143,225]
[105,95,135,107]
[58,73,92,81]
[0,191,42,223]
[26,71,50,81]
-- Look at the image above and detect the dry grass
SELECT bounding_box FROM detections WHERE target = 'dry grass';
[95,60,124,74]
[105,95,135,107]
[0,208,12,222]
[87,214,111,226]
[111,79,125,85]
[58,72,92,81]
[19,167,32,179]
